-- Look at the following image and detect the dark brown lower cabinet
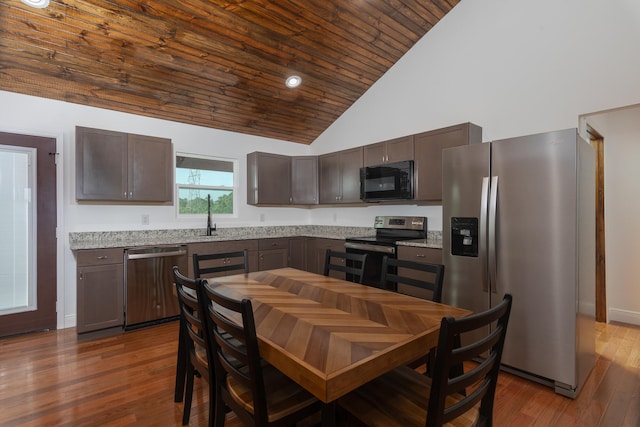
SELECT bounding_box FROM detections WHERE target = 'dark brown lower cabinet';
[288,237,306,270]
[258,238,289,270]
[74,236,339,335]
[306,238,346,278]
[76,248,124,334]
[187,240,260,276]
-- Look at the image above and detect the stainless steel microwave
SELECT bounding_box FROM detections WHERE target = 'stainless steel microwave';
[360,160,414,202]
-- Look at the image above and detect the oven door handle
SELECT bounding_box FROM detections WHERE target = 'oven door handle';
[344,242,396,255]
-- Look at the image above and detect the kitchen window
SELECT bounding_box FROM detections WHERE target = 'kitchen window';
[176,154,237,216]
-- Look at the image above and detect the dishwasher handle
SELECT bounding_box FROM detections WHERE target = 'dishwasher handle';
[125,247,187,260]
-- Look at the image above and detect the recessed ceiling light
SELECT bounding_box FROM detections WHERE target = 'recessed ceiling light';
[21,0,50,8]
[285,75,302,88]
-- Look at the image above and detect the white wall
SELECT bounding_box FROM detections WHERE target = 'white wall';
[3,0,640,328]
[310,0,640,326]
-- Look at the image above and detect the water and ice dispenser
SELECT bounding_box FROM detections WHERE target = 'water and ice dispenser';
[450,217,479,257]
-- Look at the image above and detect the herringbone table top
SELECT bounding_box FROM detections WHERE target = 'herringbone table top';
[209,267,471,402]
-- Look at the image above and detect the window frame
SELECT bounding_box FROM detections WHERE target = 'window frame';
[175,152,238,218]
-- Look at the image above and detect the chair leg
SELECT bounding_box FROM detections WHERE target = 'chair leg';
[213,387,225,427]
[174,324,187,402]
[208,377,216,427]
[183,362,195,425]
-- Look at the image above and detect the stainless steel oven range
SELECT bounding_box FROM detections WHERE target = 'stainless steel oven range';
[345,216,427,288]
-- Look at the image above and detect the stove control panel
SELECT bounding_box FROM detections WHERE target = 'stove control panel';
[373,216,427,231]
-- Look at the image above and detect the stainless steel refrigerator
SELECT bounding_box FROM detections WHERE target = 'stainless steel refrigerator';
[442,128,595,398]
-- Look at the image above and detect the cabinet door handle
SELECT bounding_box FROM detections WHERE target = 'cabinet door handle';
[97,256,108,260]
[79,272,83,280]
[415,254,425,258]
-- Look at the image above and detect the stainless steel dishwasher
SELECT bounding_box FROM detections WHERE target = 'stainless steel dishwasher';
[124,245,188,329]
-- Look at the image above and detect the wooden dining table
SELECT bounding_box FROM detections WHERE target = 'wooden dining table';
[209,267,471,426]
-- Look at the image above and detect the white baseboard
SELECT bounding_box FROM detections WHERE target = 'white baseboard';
[579,301,596,317]
[63,314,76,330]
[608,307,640,326]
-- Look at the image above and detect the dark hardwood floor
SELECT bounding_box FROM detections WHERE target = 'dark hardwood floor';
[1,319,638,426]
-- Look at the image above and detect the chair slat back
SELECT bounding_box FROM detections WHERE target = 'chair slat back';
[199,281,269,424]
[381,256,444,303]
[323,250,368,284]
[172,266,208,375]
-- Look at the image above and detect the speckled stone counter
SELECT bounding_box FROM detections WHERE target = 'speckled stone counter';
[69,225,377,250]
[396,231,443,249]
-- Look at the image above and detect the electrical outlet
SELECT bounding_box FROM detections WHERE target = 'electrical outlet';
[141,214,149,225]
[260,213,265,222]
[332,213,337,223]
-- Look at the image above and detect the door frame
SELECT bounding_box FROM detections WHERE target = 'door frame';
[1,127,65,330]
[586,124,606,323]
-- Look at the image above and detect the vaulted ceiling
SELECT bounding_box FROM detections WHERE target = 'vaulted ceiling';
[1,0,459,144]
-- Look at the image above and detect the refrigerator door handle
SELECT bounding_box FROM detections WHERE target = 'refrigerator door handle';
[488,176,499,293]
[480,176,490,292]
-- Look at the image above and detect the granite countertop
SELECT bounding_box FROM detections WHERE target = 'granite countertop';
[69,226,443,250]
[396,236,443,249]
[69,225,372,250]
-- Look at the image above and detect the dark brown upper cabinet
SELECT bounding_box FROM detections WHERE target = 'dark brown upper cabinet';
[363,135,414,166]
[291,156,318,204]
[247,152,319,205]
[413,122,482,201]
[76,127,173,203]
[319,147,363,204]
[245,122,481,206]
[247,152,292,205]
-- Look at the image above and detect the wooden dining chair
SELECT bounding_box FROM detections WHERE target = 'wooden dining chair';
[323,250,368,284]
[381,256,445,302]
[381,256,445,375]
[338,294,513,427]
[198,280,322,427]
[172,266,213,425]
[173,265,197,404]
[175,250,249,404]
[193,249,249,279]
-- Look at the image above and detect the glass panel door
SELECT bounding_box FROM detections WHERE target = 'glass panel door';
[0,145,36,314]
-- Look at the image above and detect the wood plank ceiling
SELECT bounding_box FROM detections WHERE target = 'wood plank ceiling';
[1,0,459,144]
